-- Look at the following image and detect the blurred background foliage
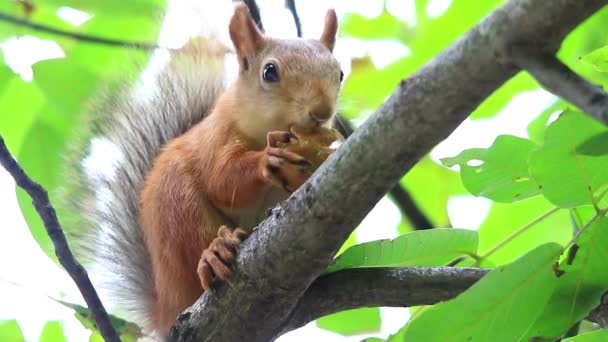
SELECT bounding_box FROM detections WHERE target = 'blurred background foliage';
[1,0,608,340]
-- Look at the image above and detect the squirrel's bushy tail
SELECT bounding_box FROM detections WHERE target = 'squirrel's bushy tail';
[63,38,228,333]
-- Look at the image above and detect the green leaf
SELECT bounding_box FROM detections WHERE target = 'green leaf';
[402,157,466,229]
[0,320,25,342]
[527,216,608,340]
[580,45,608,72]
[563,330,608,341]
[529,111,608,208]
[527,101,566,145]
[478,197,570,266]
[401,243,562,341]
[576,131,608,156]
[441,135,540,203]
[316,308,381,336]
[32,58,97,116]
[51,298,142,341]
[326,229,478,273]
[341,10,409,41]
[39,321,67,342]
[41,0,165,18]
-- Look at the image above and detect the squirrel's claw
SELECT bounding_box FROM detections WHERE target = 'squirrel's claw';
[197,226,248,291]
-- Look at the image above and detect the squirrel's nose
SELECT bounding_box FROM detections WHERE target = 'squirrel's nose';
[309,103,334,122]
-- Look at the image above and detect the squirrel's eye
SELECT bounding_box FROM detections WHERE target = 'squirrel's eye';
[339,70,344,83]
[262,63,279,82]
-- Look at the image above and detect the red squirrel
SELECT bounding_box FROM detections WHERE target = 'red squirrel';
[67,3,342,338]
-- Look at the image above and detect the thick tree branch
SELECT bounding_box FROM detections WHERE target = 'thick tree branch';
[0,12,158,50]
[510,48,608,124]
[335,115,434,230]
[170,1,608,341]
[279,267,488,334]
[0,136,120,342]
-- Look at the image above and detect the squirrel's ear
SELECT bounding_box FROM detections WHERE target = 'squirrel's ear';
[229,3,264,69]
[319,9,338,52]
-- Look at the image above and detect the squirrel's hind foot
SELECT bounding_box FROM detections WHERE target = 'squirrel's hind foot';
[198,226,248,291]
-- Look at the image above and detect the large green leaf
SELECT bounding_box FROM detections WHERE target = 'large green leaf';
[576,131,608,156]
[400,243,562,342]
[529,111,608,208]
[0,320,25,342]
[527,216,608,340]
[326,229,478,273]
[580,45,608,73]
[402,157,466,229]
[316,308,381,336]
[41,0,165,18]
[441,135,540,203]
[340,10,409,41]
[563,330,608,341]
[39,321,67,342]
[477,197,570,266]
[0,78,45,154]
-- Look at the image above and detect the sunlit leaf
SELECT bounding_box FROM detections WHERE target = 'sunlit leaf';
[402,157,466,229]
[316,308,381,336]
[39,321,67,342]
[580,45,608,72]
[441,135,540,203]
[401,243,562,341]
[477,197,570,266]
[563,330,608,341]
[0,320,25,342]
[326,229,478,273]
[41,0,165,18]
[529,111,608,207]
[340,11,409,41]
[527,101,566,145]
[527,216,608,340]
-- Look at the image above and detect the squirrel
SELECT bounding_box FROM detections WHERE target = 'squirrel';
[66,2,343,338]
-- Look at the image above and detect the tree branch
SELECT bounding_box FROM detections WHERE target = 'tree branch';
[279,267,488,334]
[169,1,608,341]
[241,0,264,32]
[335,116,434,229]
[285,0,302,38]
[0,12,158,50]
[0,136,120,342]
[509,47,608,124]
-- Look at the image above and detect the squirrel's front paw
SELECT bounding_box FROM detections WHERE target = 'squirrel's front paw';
[262,131,312,192]
[197,225,248,291]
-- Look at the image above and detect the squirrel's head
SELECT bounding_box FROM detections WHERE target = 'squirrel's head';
[227,3,341,143]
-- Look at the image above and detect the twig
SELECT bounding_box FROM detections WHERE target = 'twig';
[285,0,302,38]
[509,47,608,124]
[0,12,158,50]
[335,115,434,229]
[0,135,121,342]
[241,0,264,32]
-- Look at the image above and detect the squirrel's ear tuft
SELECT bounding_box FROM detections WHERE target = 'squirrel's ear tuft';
[319,9,338,52]
[229,3,265,68]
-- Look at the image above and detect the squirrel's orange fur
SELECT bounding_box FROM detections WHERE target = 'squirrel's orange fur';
[138,4,341,333]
